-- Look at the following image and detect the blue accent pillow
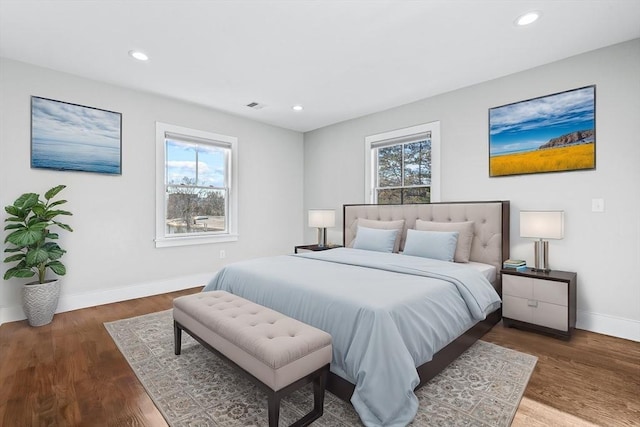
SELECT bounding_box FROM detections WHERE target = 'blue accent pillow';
[353,226,400,253]
[403,229,459,262]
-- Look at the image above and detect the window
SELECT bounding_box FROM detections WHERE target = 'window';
[155,122,238,247]
[365,122,440,204]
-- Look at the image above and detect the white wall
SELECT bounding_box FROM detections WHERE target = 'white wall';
[0,58,304,324]
[303,39,640,341]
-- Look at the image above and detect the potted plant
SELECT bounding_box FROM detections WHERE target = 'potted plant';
[3,185,73,326]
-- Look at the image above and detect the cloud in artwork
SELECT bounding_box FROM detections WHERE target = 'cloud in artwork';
[31,97,121,148]
[490,87,594,136]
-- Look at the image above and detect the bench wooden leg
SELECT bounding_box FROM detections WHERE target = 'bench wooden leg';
[289,364,329,427]
[268,393,281,427]
[312,366,327,416]
[265,364,329,427]
[174,320,182,355]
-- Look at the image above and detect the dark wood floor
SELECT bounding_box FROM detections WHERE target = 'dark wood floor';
[484,319,640,426]
[1,287,638,426]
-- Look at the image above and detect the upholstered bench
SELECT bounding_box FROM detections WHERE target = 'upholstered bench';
[173,291,332,427]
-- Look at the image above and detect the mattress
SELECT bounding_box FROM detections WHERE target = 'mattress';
[467,261,497,283]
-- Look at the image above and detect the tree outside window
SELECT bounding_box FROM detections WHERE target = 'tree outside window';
[375,138,431,204]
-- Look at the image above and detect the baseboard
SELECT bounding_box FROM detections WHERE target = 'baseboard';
[577,309,640,342]
[0,272,215,326]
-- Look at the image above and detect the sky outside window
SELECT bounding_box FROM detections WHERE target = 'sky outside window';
[166,139,226,187]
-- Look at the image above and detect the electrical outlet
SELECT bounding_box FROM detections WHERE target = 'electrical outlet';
[219,250,226,259]
[591,198,605,212]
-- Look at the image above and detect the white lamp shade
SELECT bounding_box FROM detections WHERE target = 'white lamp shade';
[520,211,564,239]
[308,209,335,228]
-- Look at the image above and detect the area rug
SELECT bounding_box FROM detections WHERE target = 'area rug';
[105,310,537,427]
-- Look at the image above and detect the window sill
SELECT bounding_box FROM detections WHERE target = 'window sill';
[155,233,239,248]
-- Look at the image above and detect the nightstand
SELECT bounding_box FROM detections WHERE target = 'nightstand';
[294,244,342,253]
[501,268,577,340]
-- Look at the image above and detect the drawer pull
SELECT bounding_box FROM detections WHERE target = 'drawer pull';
[527,299,538,308]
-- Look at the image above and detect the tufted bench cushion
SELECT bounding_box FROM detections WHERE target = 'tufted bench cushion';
[173,290,332,427]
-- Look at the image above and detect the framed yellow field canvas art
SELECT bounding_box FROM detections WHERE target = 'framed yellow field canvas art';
[489,86,595,177]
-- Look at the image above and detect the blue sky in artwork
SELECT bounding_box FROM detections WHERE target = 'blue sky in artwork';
[489,87,595,156]
[166,140,226,187]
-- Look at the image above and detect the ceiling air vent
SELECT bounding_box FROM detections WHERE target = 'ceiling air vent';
[246,102,266,110]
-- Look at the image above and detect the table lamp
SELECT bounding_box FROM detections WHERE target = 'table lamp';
[308,209,335,248]
[520,210,564,272]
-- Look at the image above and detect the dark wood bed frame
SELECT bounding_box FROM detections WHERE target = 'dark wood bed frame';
[327,200,510,402]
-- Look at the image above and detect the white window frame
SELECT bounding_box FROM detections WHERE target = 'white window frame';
[155,122,238,248]
[364,121,440,203]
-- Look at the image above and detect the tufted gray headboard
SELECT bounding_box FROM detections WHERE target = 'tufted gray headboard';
[343,201,510,288]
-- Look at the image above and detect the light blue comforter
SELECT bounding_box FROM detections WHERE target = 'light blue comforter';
[202,248,501,427]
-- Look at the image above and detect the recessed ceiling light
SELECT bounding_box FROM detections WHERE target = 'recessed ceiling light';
[516,11,540,26]
[128,50,149,61]
[292,105,304,111]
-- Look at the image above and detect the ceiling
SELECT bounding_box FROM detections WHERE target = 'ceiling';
[1,1,639,133]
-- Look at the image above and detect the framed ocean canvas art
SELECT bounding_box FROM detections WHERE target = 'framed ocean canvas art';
[489,86,595,177]
[31,96,122,175]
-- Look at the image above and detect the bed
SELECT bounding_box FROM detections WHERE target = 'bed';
[202,201,509,426]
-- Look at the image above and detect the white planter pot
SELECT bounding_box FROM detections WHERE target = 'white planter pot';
[22,280,61,327]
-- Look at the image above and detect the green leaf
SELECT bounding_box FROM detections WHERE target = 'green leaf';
[4,216,24,223]
[6,229,41,246]
[5,222,47,246]
[44,185,66,200]
[29,221,47,232]
[31,204,46,216]
[47,260,66,276]
[4,247,23,253]
[43,209,73,220]
[13,193,39,210]
[3,253,25,263]
[4,266,36,280]
[48,199,68,208]
[3,223,25,231]
[26,248,50,266]
[5,205,22,217]
[26,217,48,227]
[42,242,65,260]
[54,223,73,232]
[46,232,59,240]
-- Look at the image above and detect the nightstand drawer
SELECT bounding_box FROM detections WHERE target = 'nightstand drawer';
[503,274,532,299]
[533,279,567,306]
[502,295,532,322]
[503,295,569,331]
[503,274,567,306]
[533,302,569,331]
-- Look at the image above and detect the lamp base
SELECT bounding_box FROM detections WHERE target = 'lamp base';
[317,228,327,248]
[532,240,550,272]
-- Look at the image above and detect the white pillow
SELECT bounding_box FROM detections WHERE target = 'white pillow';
[356,218,405,253]
[353,226,399,253]
[415,220,475,263]
[403,229,459,262]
